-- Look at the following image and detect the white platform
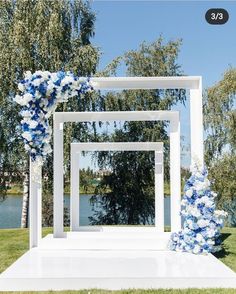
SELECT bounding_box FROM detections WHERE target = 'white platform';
[0,231,236,291]
[38,227,171,250]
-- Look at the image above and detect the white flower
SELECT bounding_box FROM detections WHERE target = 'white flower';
[25,145,31,151]
[195,181,204,191]
[207,239,215,245]
[197,219,209,228]
[14,95,23,105]
[206,228,215,238]
[46,81,55,95]
[32,78,42,87]
[15,93,32,106]
[22,131,32,141]
[203,179,210,188]
[211,192,217,198]
[20,110,31,118]
[186,189,193,198]
[34,70,44,76]
[22,93,33,105]
[42,144,52,155]
[214,210,227,218]
[61,76,75,87]
[24,71,32,80]
[193,244,201,254]
[28,120,38,129]
[186,219,195,229]
[51,73,58,82]
[18,83,25,92]
[189,207,201,218]
[196,233,203,242]
[41,71,50,80]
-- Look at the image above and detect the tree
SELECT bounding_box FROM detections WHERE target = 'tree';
[204,68,236,224]
[0,0,99,227]
[90,38,186,225]
[204,68,236,163]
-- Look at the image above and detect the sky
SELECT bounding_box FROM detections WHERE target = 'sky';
[79,0,236,169]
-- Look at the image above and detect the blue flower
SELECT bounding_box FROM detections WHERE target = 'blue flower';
[14,71,93,163]
[169,164,227,255]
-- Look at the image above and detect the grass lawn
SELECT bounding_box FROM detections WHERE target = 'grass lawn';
[0,227,235,294]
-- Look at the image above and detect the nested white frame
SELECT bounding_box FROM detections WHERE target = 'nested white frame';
[52,110,180,239]
[70,142,164,232]
[29,76,203,248]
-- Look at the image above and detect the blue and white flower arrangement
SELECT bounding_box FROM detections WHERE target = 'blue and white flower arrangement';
[169,163,227,254]
[14,71,93,164]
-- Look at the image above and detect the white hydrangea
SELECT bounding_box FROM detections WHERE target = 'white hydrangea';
[20,110,31,118]
[22,131,32,141]
[22,93,33,105]
[32,78,42,87]
[189,207,201,218]
[197,219,210,228]
[61,76,75,86]
[28,120,38,129]
[205,228,215,238]
[185,189,193,198]
[24,71,32,80]
[214,210,228,218]
[51,73,58,82]
[42,144,52,155]
[196,233,204,243]
[18,83,25,92]
[193,244,201,254]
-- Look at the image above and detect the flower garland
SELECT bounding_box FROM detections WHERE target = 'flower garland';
[14,71,93,163]
[169,163,227,254]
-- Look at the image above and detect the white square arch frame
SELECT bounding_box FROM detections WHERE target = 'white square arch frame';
[70,142,164,232]
[53,110,180,239]
[29,76,203,248]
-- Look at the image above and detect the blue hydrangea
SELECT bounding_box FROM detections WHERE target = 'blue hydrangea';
[14,71,93,163]
[169,163,227,255]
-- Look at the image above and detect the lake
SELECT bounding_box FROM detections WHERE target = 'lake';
[0,194,170,229]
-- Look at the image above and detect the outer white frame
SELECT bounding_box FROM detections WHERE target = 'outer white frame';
[29,76,203,248]
[70,142,164,232]
[90,76,203,166]
[53,110,180,239]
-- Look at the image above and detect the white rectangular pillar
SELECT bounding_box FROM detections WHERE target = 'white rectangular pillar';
[155,150,164,232]
[190,77,204,167]
[170,114,181,232]
[70,147,80,231]
[53,116,65,237]
[29,158,42,248]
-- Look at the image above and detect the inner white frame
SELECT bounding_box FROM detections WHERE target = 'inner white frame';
[70,142,164,232]
[29,76,203,248]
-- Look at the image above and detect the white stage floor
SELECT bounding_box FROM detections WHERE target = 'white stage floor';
[0,242,236,290]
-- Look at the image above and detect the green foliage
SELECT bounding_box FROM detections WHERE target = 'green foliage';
[80,167,96,194]
[0,0,99,201]
[0,97,25,198]
[91,151,155,225]
[204,68,236,162]
[204,68,236,224]
[90,38,186,225]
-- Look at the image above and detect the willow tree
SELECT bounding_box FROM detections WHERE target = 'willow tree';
[90,38,186,225]
[204,68,236,222]
[0,0,99,227]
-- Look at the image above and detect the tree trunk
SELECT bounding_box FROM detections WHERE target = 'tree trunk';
[21,169,29,228]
